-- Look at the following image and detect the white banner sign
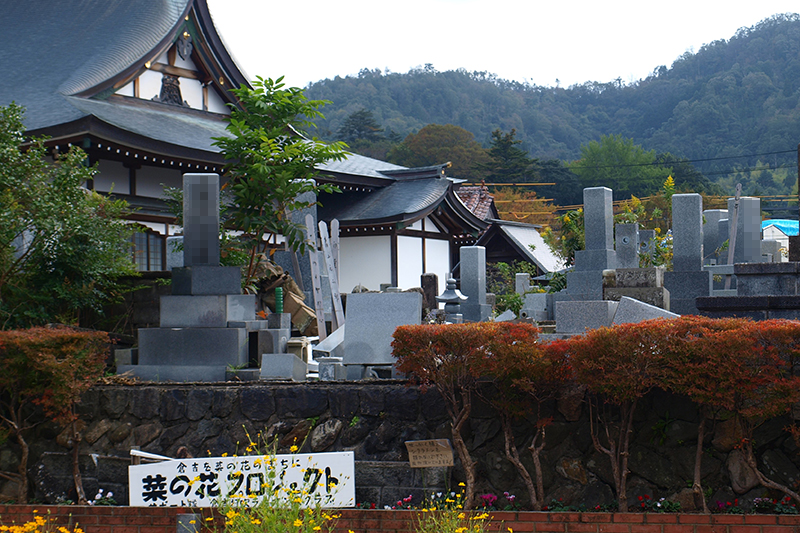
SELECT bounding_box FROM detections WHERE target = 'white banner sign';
[129,452,355,508]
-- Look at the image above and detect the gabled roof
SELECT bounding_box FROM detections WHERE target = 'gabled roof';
[476,219,566,274]
[762,219,798,236]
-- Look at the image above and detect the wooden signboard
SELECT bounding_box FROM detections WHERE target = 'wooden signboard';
[405,439,454,468]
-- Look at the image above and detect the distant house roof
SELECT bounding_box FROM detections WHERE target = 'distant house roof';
[762,219,799,236]
[475,219,566,274]
[455,185,498,220]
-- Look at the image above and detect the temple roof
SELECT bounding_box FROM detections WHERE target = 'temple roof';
[0,0,193,129]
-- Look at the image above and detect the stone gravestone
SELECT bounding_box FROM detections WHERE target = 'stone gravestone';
[728,197,762,264]
[703,209,728,264]
[638,229,656,261]
[342,292,422,378]
[566,187,617,300]
[459,246,491,322]
[120,174,254,382]
[615,223,639,269]
[664,194,711,315]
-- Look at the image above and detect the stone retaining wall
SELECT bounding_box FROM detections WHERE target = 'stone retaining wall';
[2,383,799,511]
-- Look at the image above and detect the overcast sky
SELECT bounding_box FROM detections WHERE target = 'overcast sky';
[206,1,799,90]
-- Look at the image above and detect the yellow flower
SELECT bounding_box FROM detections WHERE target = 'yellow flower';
[290,445,299,452]
[222,452,228,457]
[251,518,261,525]
[458,482,465,487]
[508,528,514,533]
[294,519,304,527]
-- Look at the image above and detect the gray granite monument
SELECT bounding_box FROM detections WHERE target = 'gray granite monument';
[664,193,712,315]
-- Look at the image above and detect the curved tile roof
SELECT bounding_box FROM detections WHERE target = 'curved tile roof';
[318,152,405,180]
[0,0,189,130]
[327,178,451,224]
[66,95,229,153]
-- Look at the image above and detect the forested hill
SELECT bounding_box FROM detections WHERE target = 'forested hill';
[305,14,800,194]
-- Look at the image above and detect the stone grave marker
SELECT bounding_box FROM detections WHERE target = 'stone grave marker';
[459,246,491,322]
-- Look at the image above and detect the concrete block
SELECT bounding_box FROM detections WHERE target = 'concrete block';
[171,266,241,295]
[267,313,292,330]
[343,292,422,365]
[612,296,679,325]
[555,300,618,334]
[137,327,248,367]
[604,287,670,310]
[117,364,231,382]
[566,270,604,300]
[259,353,307,381]
[256,328,289,355]
[160,294,255,327]
[615,267,665,288]
[317,357,346,381]
[573,249,617,271]
[664,270,712,300]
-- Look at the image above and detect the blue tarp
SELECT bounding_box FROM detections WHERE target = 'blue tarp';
[762,219,799,236]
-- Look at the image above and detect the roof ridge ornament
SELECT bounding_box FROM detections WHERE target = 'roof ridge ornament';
[177,31,193,60]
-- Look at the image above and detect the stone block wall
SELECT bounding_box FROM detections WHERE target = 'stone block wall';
[2,383,800,512]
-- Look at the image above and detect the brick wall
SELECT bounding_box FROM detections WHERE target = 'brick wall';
[3,506,800,533]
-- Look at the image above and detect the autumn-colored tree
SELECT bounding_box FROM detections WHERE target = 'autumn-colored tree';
[493,187,558,227]
[0,326,107,503]
[569,321,669,511]
[387,124,489,180]
[657,316,754,512]
[471,323,569,510]
[392,323,495,509]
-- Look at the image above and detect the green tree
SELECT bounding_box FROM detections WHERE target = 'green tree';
[482,129,538,183]
[570,135,673,199]
[336,108,383,143]
[0,103,137,328]
[212,77,348,287]
[387,124,489,180]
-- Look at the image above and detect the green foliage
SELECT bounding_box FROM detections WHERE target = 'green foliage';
[336,108,383,143]
[570,135,673,199]
[487,261,542,315]
[0,104,137,328]
[212,77,348,286]
[387,124,490,180]
[306,15,800,198]
[542,209,584,267]
[482,129,538,183]
[413,489,494,533]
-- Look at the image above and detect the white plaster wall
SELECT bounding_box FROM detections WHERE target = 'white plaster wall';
[207,88,229,114]
[138,70,163,100]
[116,81,135,97]
[424,217,441,233]
[180,77,204,109]
[425,238,450,296]
[339,236,391,292]
[408,220,423,231]
[398,235,423,289]
[94,160,129,194]
[136,166,183,198]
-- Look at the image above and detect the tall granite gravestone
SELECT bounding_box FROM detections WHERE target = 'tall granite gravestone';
[728,197,762,264]
[119,174,253,382]
[566,187,617,300]
[615,223,639,269]
[638,229,656,261]
[556,187,619,331]
[459,246,492,322]
[664,194,711,315]
[703,209,728,264]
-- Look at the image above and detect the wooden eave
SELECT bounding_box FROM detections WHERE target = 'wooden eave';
[28,115,225,167]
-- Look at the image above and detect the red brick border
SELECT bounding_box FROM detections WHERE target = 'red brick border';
[2,506,800,533]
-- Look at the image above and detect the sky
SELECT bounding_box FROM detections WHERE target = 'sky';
[206,1,799,90]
